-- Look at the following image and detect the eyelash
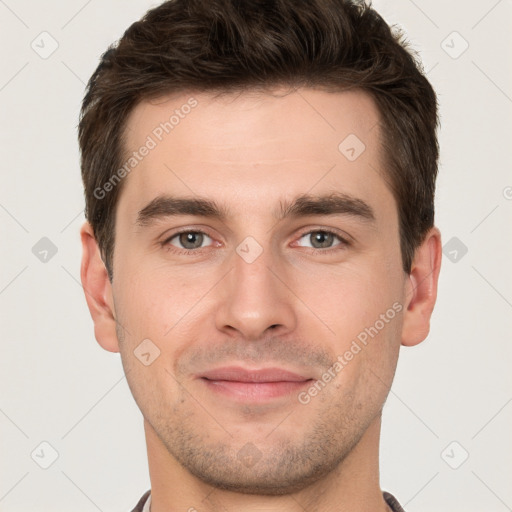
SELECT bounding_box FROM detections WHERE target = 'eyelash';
[161,228,351,256]
[294,228,351,253]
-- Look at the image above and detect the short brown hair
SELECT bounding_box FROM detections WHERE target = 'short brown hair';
[79,0,439,280]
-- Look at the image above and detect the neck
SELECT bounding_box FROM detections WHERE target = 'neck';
[145,415,389,512]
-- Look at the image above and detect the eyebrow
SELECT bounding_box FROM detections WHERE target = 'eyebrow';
[136,192,376,227]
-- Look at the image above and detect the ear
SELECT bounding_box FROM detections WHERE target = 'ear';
[401,227,442,347]
[80,222,120,353]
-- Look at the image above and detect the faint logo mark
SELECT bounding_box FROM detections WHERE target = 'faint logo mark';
[441,441,469,469]
[134,339,161,366]
[237,442,262,468]
[32,237,58,263]
[31,31,59,59]
[338,134,366,162]
[31,441,59,469]
[441,31,469,59]
[443,236,468,263]
[236,236,263,264]
[503,186,512,200]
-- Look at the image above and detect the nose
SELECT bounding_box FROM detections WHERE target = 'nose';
[214,242,298,340]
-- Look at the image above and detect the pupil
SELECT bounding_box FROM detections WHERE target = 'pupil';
[312,232,332,248]
[180,232,202,248]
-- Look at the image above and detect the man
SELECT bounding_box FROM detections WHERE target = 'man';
[78,0,442,510]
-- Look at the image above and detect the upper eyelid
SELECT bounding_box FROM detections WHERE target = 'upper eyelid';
[297,227,350,239]
[294,229,351,248]
[161,226,214,242]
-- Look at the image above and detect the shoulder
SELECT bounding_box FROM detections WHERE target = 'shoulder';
[130,490,151,512]
[383,491,406,512]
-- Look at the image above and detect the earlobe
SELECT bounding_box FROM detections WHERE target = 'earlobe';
[401,227,442,347]
[80,222,120,353]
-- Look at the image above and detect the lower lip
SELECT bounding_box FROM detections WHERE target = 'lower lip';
[201,378,312,401]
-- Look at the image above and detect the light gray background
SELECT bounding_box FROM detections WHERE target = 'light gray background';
[1,1,511,511]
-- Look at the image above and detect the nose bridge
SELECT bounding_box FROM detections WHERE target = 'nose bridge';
[234,241,274,301]
[214,237,297,338]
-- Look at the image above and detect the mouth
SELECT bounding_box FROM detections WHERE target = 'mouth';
[197,366,314,401]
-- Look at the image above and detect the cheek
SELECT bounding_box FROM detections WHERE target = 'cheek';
[323,306,402,415]
[114,260,215,338]
[291,260,400,333]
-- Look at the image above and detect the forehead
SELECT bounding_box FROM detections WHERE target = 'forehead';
[118,87,394,224]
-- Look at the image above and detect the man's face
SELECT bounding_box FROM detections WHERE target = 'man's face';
[111,88,407,493]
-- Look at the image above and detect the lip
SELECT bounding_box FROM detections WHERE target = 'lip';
[197,366,314,401]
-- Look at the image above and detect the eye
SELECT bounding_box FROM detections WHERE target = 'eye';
[296,230,347,250]
[167,231,213,250]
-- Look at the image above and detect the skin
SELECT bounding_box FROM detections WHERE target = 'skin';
[80,87,442,512]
